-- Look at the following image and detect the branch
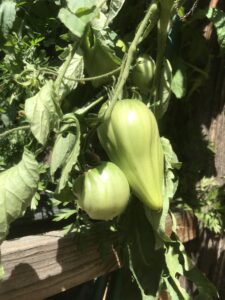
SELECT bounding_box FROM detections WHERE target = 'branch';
[104,1,159,119]
[75,95,106,115]
[63,66,121,82]
[0,125,30,139]
[32,66,121,83]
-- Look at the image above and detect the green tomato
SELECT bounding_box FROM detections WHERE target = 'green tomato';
[73,162,130,220]
[97,99,164,211]
[131,55,155,95]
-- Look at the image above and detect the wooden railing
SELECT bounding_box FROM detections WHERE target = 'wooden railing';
[0,211,197,300]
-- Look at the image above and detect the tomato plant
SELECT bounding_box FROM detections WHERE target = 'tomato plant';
[0,0,224,298]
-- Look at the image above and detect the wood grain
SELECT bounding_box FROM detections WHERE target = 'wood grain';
[0,212,196,300]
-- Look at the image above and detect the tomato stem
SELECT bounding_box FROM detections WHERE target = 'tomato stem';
[153,0,175,113]
[0,125,30,139]
[63,66,121,82]
[104,1,160,120]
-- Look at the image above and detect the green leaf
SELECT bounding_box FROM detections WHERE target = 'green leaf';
[206,8,225,54]
[153,59,172,119]
[58,8,85,38]
[105,0,126,26]
[121,202,164,299]
[165,245,184,276]
[58,115,81,192]
[91,11,107,31]
[50,131,77,177]
[0,0,16,35]
[163,277,181,300]
[53,209,76,221]
[161,137,181,200]
[25,81,60,145]
[165,245,190,299]
[58,49,84,99]
[145,138,180,247]
[145,193,171,248]
[81,27,121,87]
[171,64,187,99]
[164,237,217,299]
[54,184,75,203]
[58,4,99,38]
[30,192,40,211]
[66,0,96,12]
[0,253,4,280]
[186,266,218,299]
[0,149,39,242]
[127,241,164,300]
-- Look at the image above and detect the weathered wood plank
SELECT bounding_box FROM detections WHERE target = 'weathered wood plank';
[0,212,196,300]
[0,230,120,300]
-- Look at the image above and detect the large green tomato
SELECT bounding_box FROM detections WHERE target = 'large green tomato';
[97,100,164,211]
[73,162,130,220]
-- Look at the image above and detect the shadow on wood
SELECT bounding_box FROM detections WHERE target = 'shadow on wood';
[0,212,196,300]
[0,229,121,300]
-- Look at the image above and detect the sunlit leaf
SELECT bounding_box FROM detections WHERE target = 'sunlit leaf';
[58,115,81,192]
[152,59,172,119]
[145,137,180,247]
[25,81,60,145]
[165,245,190,299]
[50,131,77,177]
[58,49,84,99]
[0,149,39,242]
[206,8,225,54]
[105,0,125,26]
[66,0,96,12]
[58,3,99,38]
[171,63,187,99]
[0,0,16,35]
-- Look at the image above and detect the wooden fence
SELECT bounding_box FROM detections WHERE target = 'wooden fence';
[0,212,196,300]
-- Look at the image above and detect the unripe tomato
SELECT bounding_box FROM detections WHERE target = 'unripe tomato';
[130,55,155,95]
[97,99,164,211]
[73,162,130,220]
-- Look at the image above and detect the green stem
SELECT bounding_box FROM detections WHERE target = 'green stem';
[14,68,57,86]
[184,61,208,77]
[38,69,57,77]
[153,0,175,110]
[104,1,159,120]
[64,66,121,82]
[0,125,30,139]
[35,66,121,82]
[75,95,106,115]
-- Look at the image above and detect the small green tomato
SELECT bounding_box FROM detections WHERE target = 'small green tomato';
[73,162,130,220]
[131,55,155,95]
